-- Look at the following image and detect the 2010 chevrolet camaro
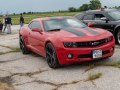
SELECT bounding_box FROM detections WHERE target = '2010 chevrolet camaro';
[19,17,115,68]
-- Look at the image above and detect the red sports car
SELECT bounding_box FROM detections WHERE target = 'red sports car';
[19,17,115,68]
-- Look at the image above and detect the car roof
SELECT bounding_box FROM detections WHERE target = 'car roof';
[85,9,117,14]
[74,9,119,20]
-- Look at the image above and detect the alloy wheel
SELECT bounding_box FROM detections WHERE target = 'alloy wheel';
[46,43,60,68]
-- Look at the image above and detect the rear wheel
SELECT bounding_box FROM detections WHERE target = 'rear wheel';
[116,30,120,45]
[46,43,60,69]
[19,36,29,54]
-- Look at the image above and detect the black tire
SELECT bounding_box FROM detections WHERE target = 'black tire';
[116,30,120,45]
[19,36,29,54]
[46,43,60,69]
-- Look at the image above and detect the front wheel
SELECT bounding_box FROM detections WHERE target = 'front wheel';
[19,36,29,54]
[46,43,60,69]
[116,30,120,45]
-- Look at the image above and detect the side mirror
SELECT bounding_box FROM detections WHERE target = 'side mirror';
[87,22,94,27]
[32,28,42,32]
[101,17,109,23]
[101,17,107,21]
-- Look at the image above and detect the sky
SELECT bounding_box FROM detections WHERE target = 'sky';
[0,0,120,14]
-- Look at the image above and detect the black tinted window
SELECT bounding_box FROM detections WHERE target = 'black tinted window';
[94,14,105,20]
[83,15,93,20]
[29,21,41,29]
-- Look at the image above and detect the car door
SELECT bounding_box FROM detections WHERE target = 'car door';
[93,13,114,31]
[28,21,44,55]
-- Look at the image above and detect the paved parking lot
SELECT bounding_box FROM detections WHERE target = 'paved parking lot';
[0,25,120,90]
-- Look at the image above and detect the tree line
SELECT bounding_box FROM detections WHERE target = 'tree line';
[68,0,101,12]
[19,0,101,14]
[4,0,120,16]
[114,6,120,9]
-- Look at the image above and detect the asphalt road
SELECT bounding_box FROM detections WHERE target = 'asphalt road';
[0,25,120,90]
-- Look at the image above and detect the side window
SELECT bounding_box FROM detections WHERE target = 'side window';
[94,14,105,20]
[83,15,93,20]
[28,21,41,29]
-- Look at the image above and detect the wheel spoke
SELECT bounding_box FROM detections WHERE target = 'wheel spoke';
[46,44,59,68]
[19,36,29,54]
[46,55,51,64]
[20,40,24,50]
[52,52,56,63]
[20,40,23,48]
[50,58,53,65]
[46,48,52,65]
[51,57,55,65]
[46,46,56,66]
[46,51,52,57]
[20,37,25,53]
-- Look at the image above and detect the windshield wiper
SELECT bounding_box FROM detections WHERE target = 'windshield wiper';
[47,28,61,32]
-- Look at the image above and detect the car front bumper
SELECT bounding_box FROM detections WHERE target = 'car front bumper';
[56,41,115,65]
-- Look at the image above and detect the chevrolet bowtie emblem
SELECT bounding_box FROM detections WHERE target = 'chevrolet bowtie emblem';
[92,42,100,46]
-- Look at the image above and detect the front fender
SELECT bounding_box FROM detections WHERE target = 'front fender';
[45,37,63,49]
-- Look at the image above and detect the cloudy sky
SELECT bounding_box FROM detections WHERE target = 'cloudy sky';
[0,0,120,14]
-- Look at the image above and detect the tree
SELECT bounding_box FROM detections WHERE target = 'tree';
[79,4,90,11]
[23,12,26,14]
[89,0,101,10]
[28,12,32,14]
[13,13,16,15]
[68,0,102,12]
[68,7,77,12]
[114,6,120,9]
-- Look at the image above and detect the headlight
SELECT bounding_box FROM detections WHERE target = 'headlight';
[106,36,113,42]
[64,42,77,48]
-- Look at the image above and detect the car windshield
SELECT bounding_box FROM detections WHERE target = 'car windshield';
[108,11,120,20]
[43,18,87,31]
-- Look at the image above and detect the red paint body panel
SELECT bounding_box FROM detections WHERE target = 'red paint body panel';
[20,17,115,65]
[56,40,114,64]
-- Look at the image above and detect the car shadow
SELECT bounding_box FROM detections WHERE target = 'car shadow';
[28,52,113,70]
[61,58,109,69]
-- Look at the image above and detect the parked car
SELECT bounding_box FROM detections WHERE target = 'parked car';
[74,9,120,44]
[19,17,115,68]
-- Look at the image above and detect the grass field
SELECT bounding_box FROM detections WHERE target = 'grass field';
[0,12,79,25]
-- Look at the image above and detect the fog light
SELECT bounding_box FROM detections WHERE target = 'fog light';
[68,54,73,59]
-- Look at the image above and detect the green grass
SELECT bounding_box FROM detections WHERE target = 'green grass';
[86,72,102,81]
[0,12,79,25]
[0,76,15,90]
[85,64,96,72]
[0,46,21,55]
[0,83,15,90]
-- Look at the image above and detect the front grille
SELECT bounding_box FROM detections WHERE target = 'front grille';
[78,54,91,58]
[103,50,110,55]
[78,50,110,58]
[76,38,108,47]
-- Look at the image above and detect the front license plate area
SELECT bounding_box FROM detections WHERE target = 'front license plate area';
[92,50,102,59]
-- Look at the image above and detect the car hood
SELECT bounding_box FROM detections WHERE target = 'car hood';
[46,27,112,42]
